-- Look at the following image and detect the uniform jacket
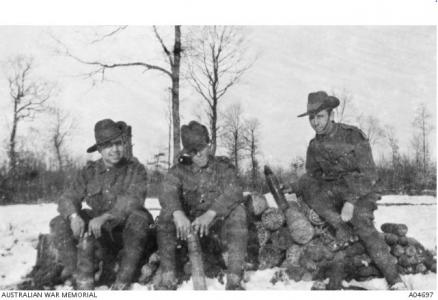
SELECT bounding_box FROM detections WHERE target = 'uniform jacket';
[159,155,243,219]
[305,122,378,204]
[58,157,148,224]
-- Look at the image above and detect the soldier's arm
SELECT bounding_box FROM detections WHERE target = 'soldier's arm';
[108,162,148,223]
[305,140,322,179]
[58,167,87,219]
[159,168,184,219]
[343,130,378,204]
[209,163,243,219]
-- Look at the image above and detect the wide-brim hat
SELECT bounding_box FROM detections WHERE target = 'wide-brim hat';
[297,91,340,117]
[86,119,126,153]
[181,121,210,154]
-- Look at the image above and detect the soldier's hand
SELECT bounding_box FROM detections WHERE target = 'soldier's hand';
[70,214,85,238]
[192,210,216,238]
[341,202,355,222]
[172,211,191,240]
[279,183,293,194]
[88,214,111,238]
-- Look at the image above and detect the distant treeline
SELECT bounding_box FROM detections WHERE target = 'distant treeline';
[0,150,435,205]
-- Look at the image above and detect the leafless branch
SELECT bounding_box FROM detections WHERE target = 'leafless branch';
[90,26,128,44]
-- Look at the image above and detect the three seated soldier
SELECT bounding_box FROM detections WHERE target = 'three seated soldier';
[46,92,407,290]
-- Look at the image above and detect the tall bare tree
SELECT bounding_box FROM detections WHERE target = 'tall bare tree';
[187,26,254,155]
[221,103,246,173]
[4,56,53,175]
[243,118,261,189]
[332,89,354,123]
[356,114,385,147]
[412,103,434,174]
[49,106,75,171]
[54,26,183,163]
[384,125,400,168]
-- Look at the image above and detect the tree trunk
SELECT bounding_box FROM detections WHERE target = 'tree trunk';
[9,111,18,176]
[55,144,63,172]
[171,25,182,164]
[233,132,239,172]
[211,100,218,155]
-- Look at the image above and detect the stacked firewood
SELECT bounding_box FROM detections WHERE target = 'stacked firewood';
[244,192,436,285]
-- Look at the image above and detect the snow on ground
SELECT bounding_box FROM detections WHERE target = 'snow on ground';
[0,195,436,289]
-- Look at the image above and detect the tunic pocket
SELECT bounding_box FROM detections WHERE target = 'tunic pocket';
[85,183,103,210]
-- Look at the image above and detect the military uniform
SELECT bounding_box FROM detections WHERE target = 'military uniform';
[50,157,154,287]
[157,155,248,288]
[296,122,401,285]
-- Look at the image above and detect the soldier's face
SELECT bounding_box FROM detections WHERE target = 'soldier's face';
[309,109,333,134]
[192,144,210,168]
[98,137,125,167]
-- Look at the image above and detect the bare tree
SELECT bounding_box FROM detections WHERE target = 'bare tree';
[356,114,385,147]
[331,89,355,123]
[187,26,254,155]
[243,118,261,189]
[53,26,183,163]
[48,106,75,171]
[412,103,434,174]
[221,103,246,173]
[4,56,53,175]
[384,125,400,168]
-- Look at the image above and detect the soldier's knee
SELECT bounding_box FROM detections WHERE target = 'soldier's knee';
[50,215,70,235]
[125,210,154,235]
[157,212,176,234]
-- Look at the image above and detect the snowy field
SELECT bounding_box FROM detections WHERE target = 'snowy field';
[0,195,436,290]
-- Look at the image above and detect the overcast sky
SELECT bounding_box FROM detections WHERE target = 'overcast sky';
[0,26,435,168]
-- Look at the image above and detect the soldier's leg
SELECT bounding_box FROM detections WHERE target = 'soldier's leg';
[299,174,353,243]
[155,212,178,289]
[350,198,401,286]
[221,205,248,290]
[112,209,154,289]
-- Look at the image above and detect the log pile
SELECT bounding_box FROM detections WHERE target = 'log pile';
[244,192,436,288]
[26,190,436,290]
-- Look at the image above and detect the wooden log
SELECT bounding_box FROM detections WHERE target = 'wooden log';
[299,256,317,273]
[431,263,436,273]
[286,265,305,282]
[247,193,269,216]
[264,165,314,244]
[187,233,207,290]
[271,227,294,251]
[405,245,417,257]
[380,223,408,237]
[285,244,304,268]
[258,244,284,270]
[138,252,160,284]
[398,236,409,246]
[255,222,271,247]
[391,244,405,257]
[384,233,399,246]
[415,263,427,274]
[301,271,314,282]
[398,254,418,267]
[304,239,328,262]
[285,202,315,244]
[261,208,285,231]
[27,234,64,289]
